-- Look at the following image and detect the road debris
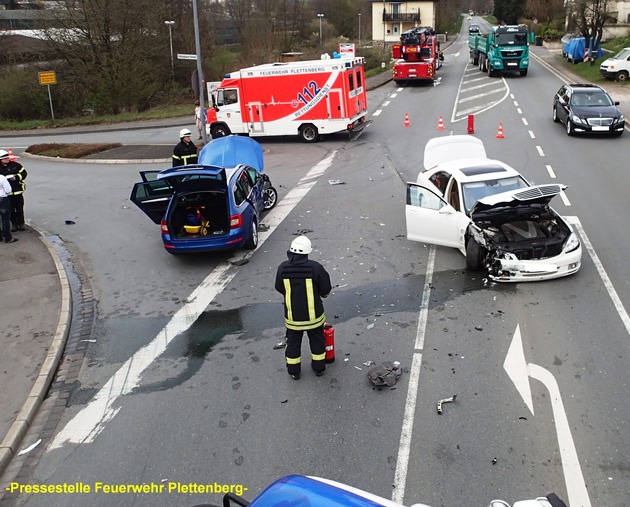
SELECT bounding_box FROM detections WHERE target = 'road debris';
[18,439,42,456]
[436,394,457,414]
[273,342,286,350]
[230,258,249,266]
[367,361,402,387]
[328,179,345,185]
[362,361,374,367]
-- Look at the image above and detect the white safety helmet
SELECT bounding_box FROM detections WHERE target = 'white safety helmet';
[179,128,192,138]
[0,149,9,158]
[290,235,312,254]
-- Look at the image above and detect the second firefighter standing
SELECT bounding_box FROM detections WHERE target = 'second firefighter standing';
[172,128,199,167]
[0,149,27,232]
[275,235,332,380]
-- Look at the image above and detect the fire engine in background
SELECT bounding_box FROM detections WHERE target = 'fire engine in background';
[205,57,369,143]
[392,26,443,85]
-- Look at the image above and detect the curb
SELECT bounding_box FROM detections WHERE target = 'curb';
[0,226,72,475]
[1,118,191,139]
[22,152,171,164]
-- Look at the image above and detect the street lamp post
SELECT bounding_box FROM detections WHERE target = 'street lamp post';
[358,13,361,46]
[165,21,175,80]
[317,14,324,47]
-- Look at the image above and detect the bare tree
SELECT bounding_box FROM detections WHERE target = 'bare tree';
[33,0,174,115]
[524,0,565,23]
[567,0,616,61]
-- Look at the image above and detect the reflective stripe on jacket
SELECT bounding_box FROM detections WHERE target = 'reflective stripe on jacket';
[275,252,332,331]
[172,140,199,167]
[0,161,27,195]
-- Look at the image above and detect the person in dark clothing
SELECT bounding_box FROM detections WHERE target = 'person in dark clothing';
[275,235,332,379]
[172,129,199,167]
[0,173,18,243]
[0,149,27,232]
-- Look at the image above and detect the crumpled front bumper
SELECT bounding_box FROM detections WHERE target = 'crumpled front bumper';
[488,245,582,282]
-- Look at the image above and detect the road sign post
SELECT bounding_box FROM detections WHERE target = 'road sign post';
[38,71,57,121]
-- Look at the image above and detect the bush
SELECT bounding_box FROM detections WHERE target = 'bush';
[0,68,51,121]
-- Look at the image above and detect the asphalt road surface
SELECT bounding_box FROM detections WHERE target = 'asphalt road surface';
[1,30,630,507]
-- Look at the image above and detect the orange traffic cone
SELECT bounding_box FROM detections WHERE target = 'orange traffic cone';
[436,116,445,130]
[403,113,411,127]
[495,122,505,139]
[7,148,18,161]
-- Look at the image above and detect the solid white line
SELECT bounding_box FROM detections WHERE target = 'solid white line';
[49,151,338,449]
[392,246,435,504]
[536,145,545,157]
[528,364,592,507]
[546,165,556,178]
[571,219,630,334]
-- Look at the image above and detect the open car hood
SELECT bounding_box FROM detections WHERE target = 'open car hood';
[423,135,487,170]
[470,184,564,214]
[198,135,265,172]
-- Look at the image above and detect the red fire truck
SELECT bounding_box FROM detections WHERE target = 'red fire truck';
[206,57,369,143]
[392,26,442,84]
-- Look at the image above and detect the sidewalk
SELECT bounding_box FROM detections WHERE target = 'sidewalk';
[0,43,628,478]
[0,226,70,474]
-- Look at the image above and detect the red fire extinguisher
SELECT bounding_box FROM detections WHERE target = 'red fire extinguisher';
[324,323,335,363]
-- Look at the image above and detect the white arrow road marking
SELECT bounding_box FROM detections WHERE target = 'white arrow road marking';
[503,325,533,414]
[504,325,592,507]
[49,152,337,450]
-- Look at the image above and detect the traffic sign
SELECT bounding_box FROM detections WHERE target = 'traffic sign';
[177,54,197,60]
[39,71,57,85]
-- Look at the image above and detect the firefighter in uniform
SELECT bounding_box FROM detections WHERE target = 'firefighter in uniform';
[172,128,199,167]
[275,235,332,380]
[0,149,27,232]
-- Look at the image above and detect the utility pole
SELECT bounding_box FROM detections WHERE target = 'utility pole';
[317,13,324,47]
[165,21,175,80]
[191,0,208,143]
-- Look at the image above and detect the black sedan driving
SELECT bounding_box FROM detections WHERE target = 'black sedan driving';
[552,83,624,136]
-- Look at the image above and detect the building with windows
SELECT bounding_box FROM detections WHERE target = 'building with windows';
[370,0,437,44]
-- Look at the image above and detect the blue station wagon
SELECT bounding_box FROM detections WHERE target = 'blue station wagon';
[130,136,266,254]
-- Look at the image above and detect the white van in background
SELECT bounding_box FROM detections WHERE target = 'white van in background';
[600,47,630,81]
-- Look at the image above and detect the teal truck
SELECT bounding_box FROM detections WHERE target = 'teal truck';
[469,25,530,76]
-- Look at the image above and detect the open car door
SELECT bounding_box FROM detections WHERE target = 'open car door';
[405,182,469,252]
[130,179,174,224]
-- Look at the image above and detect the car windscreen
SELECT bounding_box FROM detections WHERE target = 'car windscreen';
[612,48,630,60]
[496,33,528,46]
[462,176,529,214]
[571,91,613,107]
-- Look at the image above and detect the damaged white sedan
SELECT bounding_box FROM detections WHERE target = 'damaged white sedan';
[405,136,582,282]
